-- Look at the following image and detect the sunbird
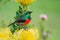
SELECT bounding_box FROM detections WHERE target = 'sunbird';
[8,11,32,27]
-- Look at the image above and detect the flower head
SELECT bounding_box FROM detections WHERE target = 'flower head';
[13,28,39,40]
[17,0,34,6]
[0,27,12,40]
[40,14,47,20]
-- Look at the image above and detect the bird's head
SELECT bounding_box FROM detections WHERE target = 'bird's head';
[24,11,33,20]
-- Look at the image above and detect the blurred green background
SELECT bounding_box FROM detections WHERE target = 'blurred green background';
[0,0,60,40]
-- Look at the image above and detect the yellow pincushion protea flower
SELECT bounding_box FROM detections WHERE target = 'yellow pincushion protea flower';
[13,28,39,40]
[0,27,12,40]
[17,0,34,6]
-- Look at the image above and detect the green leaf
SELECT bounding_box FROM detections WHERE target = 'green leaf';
[19,5,22,10]
[10,24,19,34]
[14,11,21,20]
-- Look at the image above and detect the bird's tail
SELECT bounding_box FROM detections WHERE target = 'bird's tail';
[8,22,16,27]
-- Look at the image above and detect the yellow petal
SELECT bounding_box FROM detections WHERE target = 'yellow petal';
[17,0,34,6]
[13,28,39,40]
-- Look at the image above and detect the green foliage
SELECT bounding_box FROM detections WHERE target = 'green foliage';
[10,24,19,34]
[14,6,23,20]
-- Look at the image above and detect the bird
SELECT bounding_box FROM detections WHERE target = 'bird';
[8,11,32,27]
